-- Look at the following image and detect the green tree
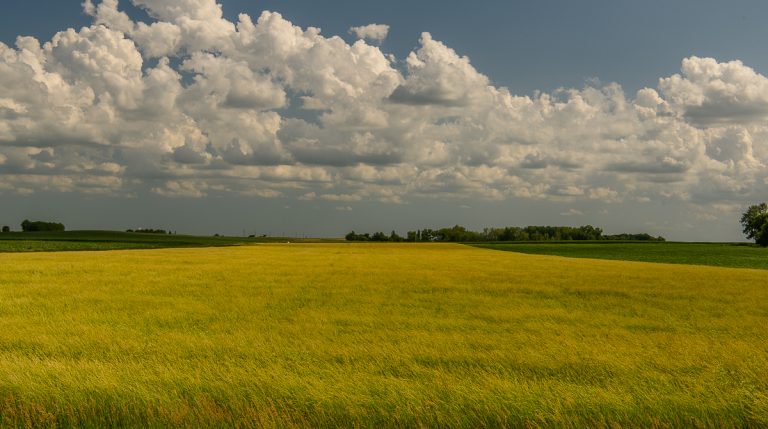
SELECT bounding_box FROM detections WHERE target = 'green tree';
[21,219,65,232]
[740,203,768,247]
[1,226,9,233]
[371,232,388,242]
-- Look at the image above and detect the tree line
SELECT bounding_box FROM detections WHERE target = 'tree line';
[126,228,173,234]
[346,225,666,243]
[20,220,65,232]
[0,220,67,233]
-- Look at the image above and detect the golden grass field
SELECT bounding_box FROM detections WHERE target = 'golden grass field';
[0,243,766,427]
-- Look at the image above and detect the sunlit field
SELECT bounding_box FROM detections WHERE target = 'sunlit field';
[0,244,766,427]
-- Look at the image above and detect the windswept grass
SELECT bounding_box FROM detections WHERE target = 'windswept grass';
[0,244,766,427]
[474,241,768,270]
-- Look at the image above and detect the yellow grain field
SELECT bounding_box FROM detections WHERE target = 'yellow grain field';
[0,243,766,427]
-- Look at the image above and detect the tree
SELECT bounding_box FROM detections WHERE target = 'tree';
[741,203,768,246]
[371,231,388,242]
[21,219,65,232]
[131,228,167,234]
[1,226,9,233]
[345,231,372,241]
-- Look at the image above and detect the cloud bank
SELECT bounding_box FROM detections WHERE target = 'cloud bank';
[0,0,766,221]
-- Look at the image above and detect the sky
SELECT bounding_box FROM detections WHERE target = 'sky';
[1,0,767,240]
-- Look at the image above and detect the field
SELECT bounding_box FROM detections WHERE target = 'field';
[474,241,768,270]
[0,243,766,427]
[0,231,334,252]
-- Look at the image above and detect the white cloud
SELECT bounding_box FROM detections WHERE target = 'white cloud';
[152,180,207,198]
[0,0,766,220]
[659,56,768,126]
[589,187,621,203]
[389,32,490,106]
[349,24,389,42]
[242,188,282,198]
[319,193,363,202]
[560,209,584,217]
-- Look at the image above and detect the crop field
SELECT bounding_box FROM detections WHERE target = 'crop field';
[474,241,768,270]
[0,231,335,253]
[0,243,766,427]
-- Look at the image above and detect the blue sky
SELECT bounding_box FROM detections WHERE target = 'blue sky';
[4,0,768,95]
[1,0,767,240]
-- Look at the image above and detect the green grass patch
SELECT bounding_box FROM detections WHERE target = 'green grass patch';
[473,241,768,270]
[0,231,340,252]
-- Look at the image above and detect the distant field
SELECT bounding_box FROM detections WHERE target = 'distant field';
[0,243,766,427]
[0,231,337,252]
[473,241,768,270]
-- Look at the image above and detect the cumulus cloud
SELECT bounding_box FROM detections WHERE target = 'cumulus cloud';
[659,57,768,126]
[389,33,489,106]
[349,24,389,42]
[1,0,768,220]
